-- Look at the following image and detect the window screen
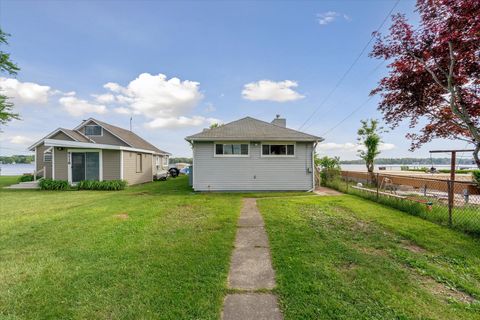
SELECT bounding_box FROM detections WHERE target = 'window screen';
[262,144,295,156]
[43,152,52,162]
[85,125,102,136]
[215,143,248,155]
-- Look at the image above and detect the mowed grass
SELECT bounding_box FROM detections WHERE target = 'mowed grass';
[0,176,240,319]
[258,195,480,320]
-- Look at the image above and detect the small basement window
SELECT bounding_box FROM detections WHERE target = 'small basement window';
[215,143,249,156]
[84,125,103,136]
[262,144,295,156]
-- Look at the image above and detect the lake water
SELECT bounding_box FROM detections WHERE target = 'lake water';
[0,163,35,176]
[341,164,477,171]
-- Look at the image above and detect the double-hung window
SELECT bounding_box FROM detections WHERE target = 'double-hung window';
[215,143,249,156]
[262,143,295,156]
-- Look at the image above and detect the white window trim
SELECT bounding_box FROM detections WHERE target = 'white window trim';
[260,142,296,158]
[120,150,124,180]
[43,147,53,162]
[52,147,55,179]
[67,149,103,184]
[213,142,250,158]
[135,153,143,173]
[84,125,103,137]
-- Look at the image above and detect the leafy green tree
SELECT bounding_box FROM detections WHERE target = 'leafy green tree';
[209,123,220,129]
[357,119,384,182]
[0,28,20,129]
[315,154,341,185]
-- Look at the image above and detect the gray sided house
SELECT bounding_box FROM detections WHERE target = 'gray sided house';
[185,116,323,191]
[29,118,171,185]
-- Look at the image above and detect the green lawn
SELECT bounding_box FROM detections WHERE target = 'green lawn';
[258,195,480,320]
[0,176,240,319]
[2,176,480,319]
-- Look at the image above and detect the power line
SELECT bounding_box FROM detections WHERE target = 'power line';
[320,95,374,137]
[303,59,386,131]
[298,0,400,130]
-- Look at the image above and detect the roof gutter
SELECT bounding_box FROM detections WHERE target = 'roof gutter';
[43,139,170,155]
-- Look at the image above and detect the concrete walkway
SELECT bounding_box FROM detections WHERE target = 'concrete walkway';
[314,186,343,196]
[222,198,283,320]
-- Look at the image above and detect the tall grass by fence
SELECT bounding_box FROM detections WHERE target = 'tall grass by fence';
[323,170,480,236]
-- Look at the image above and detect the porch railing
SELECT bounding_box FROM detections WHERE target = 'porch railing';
[34,166,46,181]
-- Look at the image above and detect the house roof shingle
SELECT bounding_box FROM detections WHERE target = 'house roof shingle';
[59,128,92,143]
[186,117,323,142]
[88,119,170,155]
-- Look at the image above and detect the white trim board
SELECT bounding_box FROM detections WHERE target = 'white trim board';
[67,149,103,184]
[28,128,84,150]
[44,139,165,155]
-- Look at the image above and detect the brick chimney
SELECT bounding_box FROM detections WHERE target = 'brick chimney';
[271,114,286,127]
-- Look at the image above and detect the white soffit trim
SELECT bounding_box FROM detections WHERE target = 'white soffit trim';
[44,139,160,155]
[28,128,81,150]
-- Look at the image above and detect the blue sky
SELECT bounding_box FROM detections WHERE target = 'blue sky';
[0,0,468,159]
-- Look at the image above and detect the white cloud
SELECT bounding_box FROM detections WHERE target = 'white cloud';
[0,78,51,104]
[242,80,304,102]
[379,143,396,151]
[114,107,133,115]
[316,11,350,26]
[317,142,395,152]
[99,73,208,129]
[317,142,358,151]
[93,93,115,104]
[103,82,127,94]
[145,116,220,129]
[103,73,203,119]
[59,95,108,116]
[9,135,35,145]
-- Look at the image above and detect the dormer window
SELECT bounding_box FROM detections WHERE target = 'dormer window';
[85,125,102,136]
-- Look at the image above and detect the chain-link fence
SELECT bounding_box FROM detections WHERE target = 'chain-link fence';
[323,170,480,235]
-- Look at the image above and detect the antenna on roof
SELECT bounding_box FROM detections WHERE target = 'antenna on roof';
[130,117,132,132]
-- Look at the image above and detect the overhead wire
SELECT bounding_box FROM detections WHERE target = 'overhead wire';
[298,0,401,131]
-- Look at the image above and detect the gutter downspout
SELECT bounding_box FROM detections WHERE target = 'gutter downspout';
[307,141,318,192]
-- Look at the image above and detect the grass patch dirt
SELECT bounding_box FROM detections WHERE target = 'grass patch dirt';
[258,195,480,320]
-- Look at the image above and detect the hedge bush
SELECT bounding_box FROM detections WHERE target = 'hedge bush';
[18,174,34,182]
[77,180,127,191]
[473,170,480,185]
[39,179,69,190]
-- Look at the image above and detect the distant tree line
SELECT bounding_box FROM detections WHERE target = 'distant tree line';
[0,155,34,164]
[340,158,475,165]
[169,157,192,164]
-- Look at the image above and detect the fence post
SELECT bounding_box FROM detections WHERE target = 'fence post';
[376,173,379,201]
[447,179,454,227]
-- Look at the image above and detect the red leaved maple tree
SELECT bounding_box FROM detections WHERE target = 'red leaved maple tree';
[370,0,480,168]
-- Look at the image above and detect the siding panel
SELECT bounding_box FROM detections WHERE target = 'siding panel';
[122,151,153,185]
[54,148,68,180]
[79,120,128,146]
[36,143,52,179]
[103,150,121,180]
[50,132,74,141]
[193,142,314,191]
